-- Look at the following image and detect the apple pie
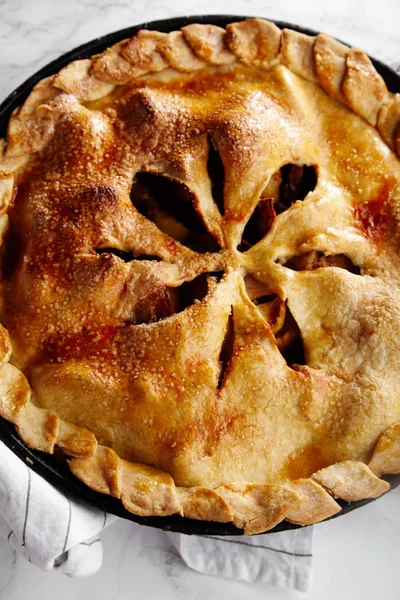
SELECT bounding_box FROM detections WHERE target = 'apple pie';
[1,18,400,534]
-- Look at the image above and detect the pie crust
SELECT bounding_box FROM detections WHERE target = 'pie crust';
[1,18,400,534]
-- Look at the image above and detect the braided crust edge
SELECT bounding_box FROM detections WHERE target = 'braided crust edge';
[0,18,397,533]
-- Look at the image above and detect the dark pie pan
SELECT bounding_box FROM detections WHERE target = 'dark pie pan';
[0,15,399,536]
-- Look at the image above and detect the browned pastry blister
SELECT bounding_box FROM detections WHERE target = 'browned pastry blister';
[0,18,400,534]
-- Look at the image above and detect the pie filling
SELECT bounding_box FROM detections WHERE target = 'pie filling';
[130,172,221,253]
[239,164,317,249]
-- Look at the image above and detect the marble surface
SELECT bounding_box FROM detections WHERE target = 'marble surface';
[1,0,400,598]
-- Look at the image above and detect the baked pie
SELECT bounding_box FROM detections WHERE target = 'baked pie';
[1,17,400,534]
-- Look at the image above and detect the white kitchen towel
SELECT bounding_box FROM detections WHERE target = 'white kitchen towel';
[0,441,117,576]
[169,528,313,593]
[0,440,313,590]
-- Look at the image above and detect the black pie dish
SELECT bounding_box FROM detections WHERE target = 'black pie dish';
[0,14,399,536]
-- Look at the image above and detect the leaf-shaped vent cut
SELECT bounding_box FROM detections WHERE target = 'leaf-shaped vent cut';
[217,310,234,390]
[275,307,306,367]
[285,251,361,274]
[167,272,222,314]
[133,286,175,325]
[130,173,220,253]
[241,198,276,248]
[1,223,23,279]
[244,275,305,367]
[207,137,225,216]
[239,164,317,250]
[256,296,305,367]
[94,248,161,262]
[120,272,222,327]
[130,272,223,325]
[275,164,317,214]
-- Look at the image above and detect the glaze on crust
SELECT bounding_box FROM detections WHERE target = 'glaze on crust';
[0,18,400,534]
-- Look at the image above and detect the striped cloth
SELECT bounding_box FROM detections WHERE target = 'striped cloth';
[0,440,313,590]
[0,441,117,576]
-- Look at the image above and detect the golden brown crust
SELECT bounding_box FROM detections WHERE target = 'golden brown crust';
[120,460,182,517]
[369,424,400,476]
[0,325,11,364]
[378,93,400,150]
[0,17,400,534]
[312,461,390,501]
[156,31,206,72]
[176,486,233,522]
[280,29,317,82]
[18,76,62,116]
[226,18,281,68]
[0,363,31,421]
[0,139,28,176]
[285,479,342,525]
[69,446,122,497]
[216,483,301,535]
[182,24,235,65]
[15,403,59,453]
[54,59,115,101]
[314,33,348,102]
[91,40,147,84]
[342,48,388,126]
[6,112,56,156]
[0,177,14,215]
[57,421,98,458]
[121,30,168,71]
[396,125,400,158]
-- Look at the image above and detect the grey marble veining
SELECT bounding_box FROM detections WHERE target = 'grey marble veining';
[0,1,400,598]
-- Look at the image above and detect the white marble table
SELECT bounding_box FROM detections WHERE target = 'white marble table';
[1,1,400,598]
